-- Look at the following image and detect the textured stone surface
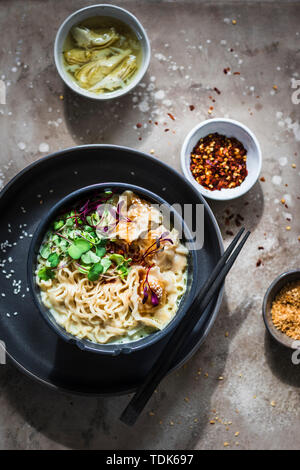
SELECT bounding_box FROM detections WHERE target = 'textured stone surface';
[0,0,300,450]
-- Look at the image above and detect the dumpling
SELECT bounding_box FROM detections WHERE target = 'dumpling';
[71,26,119,48]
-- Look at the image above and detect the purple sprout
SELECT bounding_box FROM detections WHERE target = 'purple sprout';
[142,264,160,307]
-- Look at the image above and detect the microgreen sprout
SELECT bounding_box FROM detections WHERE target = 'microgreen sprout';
[140,232,173,263]
[142,264,159,307]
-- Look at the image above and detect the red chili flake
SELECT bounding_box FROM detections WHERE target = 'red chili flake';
[258,246,264,250]
[223,67,230,74]
[233,72,240,75]
[154,121,158,125]
[214,87,221,95]
[138,137,142,141]
[256,259,262,267]
[260,176,266,182]
[167,113,175,121]
[136,123,142,129]
[189,105,195,111]
[164,128,170,132]
[190,132,248,191]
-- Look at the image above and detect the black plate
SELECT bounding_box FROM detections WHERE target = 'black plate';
[0,145,223,395]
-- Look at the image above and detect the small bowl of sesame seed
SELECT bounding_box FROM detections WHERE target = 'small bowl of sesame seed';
[262,270,300,349]
[181,118,262,201]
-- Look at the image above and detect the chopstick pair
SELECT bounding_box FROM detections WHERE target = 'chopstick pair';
[120,227,250,426]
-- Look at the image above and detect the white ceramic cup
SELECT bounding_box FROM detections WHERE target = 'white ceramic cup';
[181,118,262,201]
[54,4,151,100]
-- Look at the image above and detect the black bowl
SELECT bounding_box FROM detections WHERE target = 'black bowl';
[262,270,300,349]
[28,182,198,356]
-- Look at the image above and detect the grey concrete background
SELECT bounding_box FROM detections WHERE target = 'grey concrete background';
[0,0,300,450]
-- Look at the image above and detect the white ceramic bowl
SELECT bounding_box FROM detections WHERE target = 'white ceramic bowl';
[181,118,262,201]
[54,4,151,100]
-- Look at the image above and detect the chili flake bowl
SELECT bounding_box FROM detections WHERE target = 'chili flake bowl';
[180,118,262,201]
[262,270,300,350]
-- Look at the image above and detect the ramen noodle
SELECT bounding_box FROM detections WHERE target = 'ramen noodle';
[36,190,188,344]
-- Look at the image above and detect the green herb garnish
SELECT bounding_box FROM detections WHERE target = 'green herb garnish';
[48,252,60,268]
[68,238,92,259]
[96,246,106,258]
[81,250,101,265]
[38,266,55,281]
[100,257,112,273]
[53,220,64,230]
[109,254,131,279]
[88,263,104,282]
[40,244,51,259]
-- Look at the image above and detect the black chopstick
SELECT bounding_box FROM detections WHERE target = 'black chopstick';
[120,228,250,426]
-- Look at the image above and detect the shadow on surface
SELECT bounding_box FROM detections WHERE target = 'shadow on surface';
[264,332,300,388]
[63,72,154,146]
[208,181,264,242]
[2,294,252,449]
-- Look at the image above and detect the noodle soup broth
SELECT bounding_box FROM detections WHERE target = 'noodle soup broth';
[35,189,189,346]
[62,16,143,95]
